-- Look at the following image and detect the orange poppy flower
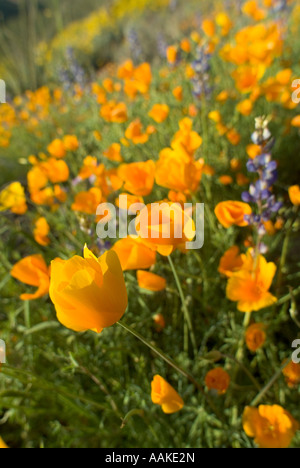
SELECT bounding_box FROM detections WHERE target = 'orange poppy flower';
[216,90,229,102]
[205,368,230,395]
[242,0,266,21]
[100,101,128,123]
[245,323,266,351]
[117,59,135,80]
[42,158,69,184]
[166,46,178,65]
[49,246,127,333]
[180,38,191,53]
[282,360,300,388]
[118,160,155,196]
[216,12,232,36]
[34,217,50,246]
[288,185,300,206]
[63,135,79,151]
[246,144,262,159]
[226,129,241,146]
[226,250,277,312]
[215,201,252,228]
[112,236,156,271]
[71,188,102,215]
[135,201,195,257]
[47,139,66,159]
[243,405,299,448]
[218,246,244,277]
[27,165,48,192]
[291,116,300,127]
[11,255,50,301]
[173,86,183,101]
[202,19,215,37]
[102,78,114,93]
[103,143,123,162]
[208,110,222,123]
[151,375,184,414]
[171,118,202,156]
[155,146,202,193]
[148,104,170,123]
[232,65,266,93]
[125,119,149,144]
[219,175,233,185]
[137,270,166,292]
[236,99,253,116]
[79,156,98,180]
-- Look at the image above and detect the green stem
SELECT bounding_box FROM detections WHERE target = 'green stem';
[117,321,224,422]
[226,312,252,407]
[250,360,291,407]
[167,255,198,357]
[220,353,261,392]
[235,312,252,363]
[276,208,299,297]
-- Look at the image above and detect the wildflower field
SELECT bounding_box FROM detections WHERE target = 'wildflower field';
[0,0,300,449]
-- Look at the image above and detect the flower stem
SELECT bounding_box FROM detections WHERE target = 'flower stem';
[250,360,291,407]
[167,255,198,357]
[117,321,224,421]
[276,207,299,297]
[220,353,261,392]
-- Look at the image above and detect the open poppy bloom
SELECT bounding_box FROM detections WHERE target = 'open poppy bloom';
[215,201,252,228]
[243,405,299,448]
[47,139,66,158]
[155,145,202,193]
[151,375,184,414]
[118,160,155,196]
[34,217,50,246]
[0,182,27,215]
[226,250,277,312]
[63,135,79,151]
[49,246,127,333]
[41,158,70,184]
[103,143,123,162]
[125,119,149,144]
[171,118,202,157]
[100,101,128,123]
[11,254,50,301]
[71,188,103,215]
[137,270,166,292]
[148,104,169,123]
[135,201,196,256]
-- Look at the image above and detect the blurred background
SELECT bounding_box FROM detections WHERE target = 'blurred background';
[0,0,217,96]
